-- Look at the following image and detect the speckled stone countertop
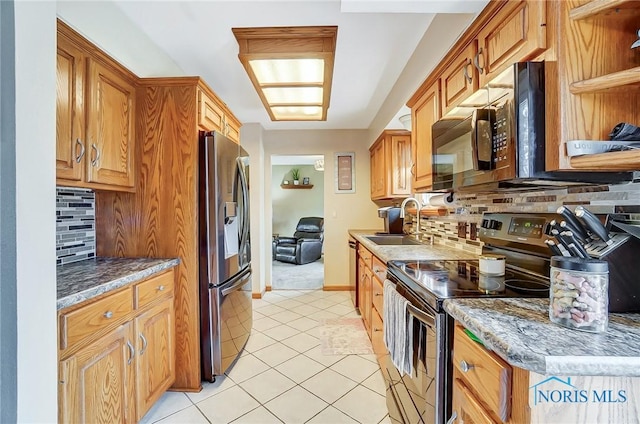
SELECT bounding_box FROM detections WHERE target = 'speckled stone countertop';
[57,257,180,310]
[444,297,640,377]
[349,229,480,263]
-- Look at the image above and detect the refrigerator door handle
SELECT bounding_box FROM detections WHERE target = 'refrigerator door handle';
[236,158,250,252]
[221,270,251,297]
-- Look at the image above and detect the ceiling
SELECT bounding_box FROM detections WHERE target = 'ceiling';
[106,1,487,131]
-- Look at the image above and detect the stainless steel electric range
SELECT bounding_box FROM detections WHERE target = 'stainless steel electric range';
[382,212,556,424]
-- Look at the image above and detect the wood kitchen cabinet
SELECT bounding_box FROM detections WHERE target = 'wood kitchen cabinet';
[369,130,412,200]
[56,20,136,191]
[198,87,242,144]
[441,42,478,115]
[409,81,440,192]
[58,269,176,423]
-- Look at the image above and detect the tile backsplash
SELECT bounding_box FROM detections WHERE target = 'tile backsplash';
[56,187,95,265]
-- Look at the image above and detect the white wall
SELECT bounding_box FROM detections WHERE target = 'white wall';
[272,165,324,237]
[264,130,382,288]
[15,2,57,422]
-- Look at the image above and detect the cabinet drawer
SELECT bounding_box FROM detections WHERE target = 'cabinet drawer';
[370,308,386,355]
[135,270,174,309]
[60,288,133,350]
[358,246,373,269]
[452,377,498,424]
[453,325,511,422]
[372,275,384,317]
[371,256,387,283]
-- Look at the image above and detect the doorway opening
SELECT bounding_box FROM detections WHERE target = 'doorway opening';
[271,154,325,290]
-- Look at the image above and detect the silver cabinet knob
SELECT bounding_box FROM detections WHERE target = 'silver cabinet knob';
[157,285,165,291]
[460,360,474,373]
[104,311,113,319]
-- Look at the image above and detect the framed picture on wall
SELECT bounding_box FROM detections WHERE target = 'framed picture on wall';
[303,177,310,185]
[334,152,355,194]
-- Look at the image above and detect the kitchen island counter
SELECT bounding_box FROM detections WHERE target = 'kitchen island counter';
[57,257,180,310]
[349,229,480,263]
[444,297,640,376]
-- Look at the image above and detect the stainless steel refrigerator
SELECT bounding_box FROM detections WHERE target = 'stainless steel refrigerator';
[199,131,252,382]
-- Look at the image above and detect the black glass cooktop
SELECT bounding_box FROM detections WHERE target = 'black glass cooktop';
[387,259,549,311]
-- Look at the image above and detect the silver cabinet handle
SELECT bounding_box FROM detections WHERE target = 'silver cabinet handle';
[410,163,416,176]
[474,48,484,74]
[460,360,474,373]
[104,311,113,319]
[374,292,382,297]
[373,328,382,332]
[157,285,165,291]
[90,143,100,167]
[75,139,85,163]
[463,58,473,84]
[139,333,148,355]
[446,410,458,424]
[126,340,135,365]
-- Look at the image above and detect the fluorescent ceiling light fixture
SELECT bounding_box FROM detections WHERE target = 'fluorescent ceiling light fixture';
[232,26,337,121]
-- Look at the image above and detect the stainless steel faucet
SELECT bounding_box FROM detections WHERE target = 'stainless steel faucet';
[400,197,423,236]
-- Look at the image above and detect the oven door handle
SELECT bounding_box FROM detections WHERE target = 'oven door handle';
[406,303,436,327]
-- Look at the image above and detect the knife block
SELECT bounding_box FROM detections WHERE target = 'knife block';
[588,234,640,313]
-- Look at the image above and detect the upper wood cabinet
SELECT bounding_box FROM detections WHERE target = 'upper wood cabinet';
[56,20,136,191]
[411,82,440,192]
[197,87,241,144]
[441,42,478,115]
[370,130,412,200]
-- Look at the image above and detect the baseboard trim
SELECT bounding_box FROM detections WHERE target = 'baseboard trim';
[266,286,272,292]
[322,285,351,291]
[252,292,262,299]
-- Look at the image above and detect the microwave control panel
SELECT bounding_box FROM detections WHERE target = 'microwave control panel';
[492,101,512,167]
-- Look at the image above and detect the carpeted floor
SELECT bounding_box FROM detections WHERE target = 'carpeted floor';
[272,256,324,290]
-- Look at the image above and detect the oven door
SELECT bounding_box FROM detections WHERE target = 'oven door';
[382,279,451,424]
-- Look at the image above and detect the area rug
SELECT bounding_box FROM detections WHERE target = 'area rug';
[272,257,324,290]
[319,317,374,355]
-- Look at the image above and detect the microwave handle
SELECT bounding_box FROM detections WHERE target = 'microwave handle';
[471,108,495,171]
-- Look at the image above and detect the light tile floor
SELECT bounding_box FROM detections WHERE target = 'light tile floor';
[141,290,390,424]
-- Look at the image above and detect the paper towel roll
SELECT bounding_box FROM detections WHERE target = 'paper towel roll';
[428,193,455,207]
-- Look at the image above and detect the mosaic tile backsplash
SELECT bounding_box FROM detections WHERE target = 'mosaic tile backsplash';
[56,187,95,265]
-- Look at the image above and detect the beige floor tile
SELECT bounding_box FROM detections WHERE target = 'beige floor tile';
[333,386,388,424]
[254,303,287,315]
[270,309,303,324]
[196,385,260,423]
[273,290,305,298]
[252,316,282,332]
[359,353,380,364]
[287,316,319,331]
[303,346,346,367]
[231,406,282,423]
[326,303,357,316]
[306,298,339,309]
[307,309,340,321]
[273,298,305,309]
[306,406,359,424]
[238,368,296,404]
[262,292,289,304]
[300,368,359,404]
[225,354,270,383]
[361,369,386,396]
[290,303,322,316]
[264,324,301,341]
[185,374,236,404]
[378,414,392,424]
[139,392,192,424]
[263,386,328,424]
[252,299,271,309]
[331,355,380,383]
[280,332,319,353]
[154,405,209,424]
[341,310,361,318]
[243,331,278,353]
[252,342,299,367]
[274,354,325,384]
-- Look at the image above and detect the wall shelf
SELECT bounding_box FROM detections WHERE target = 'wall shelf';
[280,184,314,189]
[569,149,640,170]
[569,0,640,21]
[570,67,640,94]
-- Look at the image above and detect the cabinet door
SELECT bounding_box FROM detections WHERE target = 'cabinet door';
[59,322,135,424]
[363,268,373,337]
[198,89,224,133]
[56,35,85,182]
[134,298,175,421]
[412,82,440,191]
[441,42,478,115]
[389,134,412,197]
[451,378,498,424]
[477,0,546,86]
[369,139,385,199]
[86,60,136,188]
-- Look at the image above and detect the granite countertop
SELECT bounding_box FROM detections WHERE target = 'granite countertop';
[57,257,180,310]
[349,229,480,263]
[444,297,640,377]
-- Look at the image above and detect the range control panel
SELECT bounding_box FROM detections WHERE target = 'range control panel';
[479,212,558,249]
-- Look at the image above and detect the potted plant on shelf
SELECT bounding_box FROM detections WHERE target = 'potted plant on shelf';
[291,168,301,185]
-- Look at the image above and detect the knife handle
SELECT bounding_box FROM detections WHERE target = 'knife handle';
[575,206,611,244]
[560,230,590,259]
[557,206,590,241]
[544,239,564,256]
[559,220,587,243]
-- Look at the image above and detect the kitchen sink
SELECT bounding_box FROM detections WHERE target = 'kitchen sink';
[365,235,422,246]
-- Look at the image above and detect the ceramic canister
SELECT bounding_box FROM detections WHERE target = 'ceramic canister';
[479,254,506,276]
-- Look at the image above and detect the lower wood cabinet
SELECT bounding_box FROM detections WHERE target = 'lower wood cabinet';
[58,269,175,423]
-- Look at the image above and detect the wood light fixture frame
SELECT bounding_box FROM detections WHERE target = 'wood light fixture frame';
[232,26,337,121]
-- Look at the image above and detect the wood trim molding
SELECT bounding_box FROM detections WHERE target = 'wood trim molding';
[266,286,272,292]
[323,285,352,291]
